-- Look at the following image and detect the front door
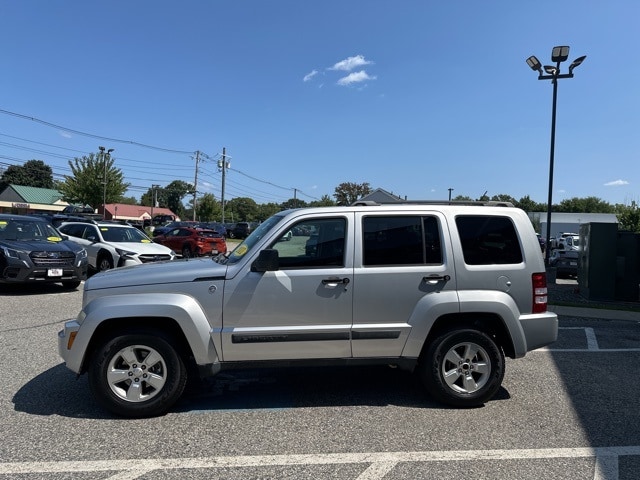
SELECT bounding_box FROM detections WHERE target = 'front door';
[221,214,353,361]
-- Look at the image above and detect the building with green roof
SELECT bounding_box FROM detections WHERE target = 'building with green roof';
[0,184,69,214]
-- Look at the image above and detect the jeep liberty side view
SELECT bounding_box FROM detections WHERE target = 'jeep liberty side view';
[58,201,558,417]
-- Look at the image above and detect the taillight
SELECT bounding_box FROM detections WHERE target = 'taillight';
[532,272,547,313]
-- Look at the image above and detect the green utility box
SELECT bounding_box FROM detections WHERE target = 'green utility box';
[578,223,617,301]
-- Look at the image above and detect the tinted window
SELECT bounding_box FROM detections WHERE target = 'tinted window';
[456,215,523,265]
[60,224,86,238]
[271,218,346,268]
[363,216,442,266]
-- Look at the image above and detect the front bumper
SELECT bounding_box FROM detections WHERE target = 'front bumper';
[58,319,82,373]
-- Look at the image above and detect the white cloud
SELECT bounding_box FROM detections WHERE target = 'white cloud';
[303,70,318,82]
[59,130,72,138]
[329,55,373,72]
[604,179,630,186]
[337,70,377,86]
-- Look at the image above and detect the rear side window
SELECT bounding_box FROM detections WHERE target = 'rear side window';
[456,215,523,265]
[363,216,442,266]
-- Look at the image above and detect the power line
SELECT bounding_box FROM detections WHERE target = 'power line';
[0,108,195,154]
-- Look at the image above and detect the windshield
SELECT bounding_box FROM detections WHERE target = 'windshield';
[0,218,62,241]
[223,214,285,265]
[99,226,152,243]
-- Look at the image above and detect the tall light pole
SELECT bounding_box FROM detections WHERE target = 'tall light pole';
[526,46,586,266]
[99,146,114,218]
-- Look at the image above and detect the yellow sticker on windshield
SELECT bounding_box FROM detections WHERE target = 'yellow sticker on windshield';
[235,244,248,257]
[47,236,62,242]
[100,228,109,231]
[0,221,7,225]
[141,239,151,243]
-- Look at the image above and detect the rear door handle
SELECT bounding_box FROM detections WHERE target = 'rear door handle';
[422,274,451,284]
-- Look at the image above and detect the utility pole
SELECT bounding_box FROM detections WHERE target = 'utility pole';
[219,147,230,223]
[293,188,297,208]
[150,184,160,222]
[99,146,114,218]
[448,188,454,202]
[193,151,200,221]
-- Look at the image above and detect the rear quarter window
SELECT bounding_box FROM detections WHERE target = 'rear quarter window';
[455,215,523,265]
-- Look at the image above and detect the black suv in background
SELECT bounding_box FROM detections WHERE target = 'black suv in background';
[232,222,251,238]
[0,214,88,289]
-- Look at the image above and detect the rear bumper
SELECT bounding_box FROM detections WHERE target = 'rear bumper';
[519,312,559,353]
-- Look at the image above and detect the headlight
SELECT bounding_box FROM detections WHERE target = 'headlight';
[115,248,137,259]
[77,248,88,259]
[1,246,21,259]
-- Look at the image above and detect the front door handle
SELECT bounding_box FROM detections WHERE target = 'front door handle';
[422,274,451,284]
[322,277,350,287]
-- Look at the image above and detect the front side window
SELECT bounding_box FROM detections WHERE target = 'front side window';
[270,218,346,269]
[362,215,442,266]
[456,215,523,265]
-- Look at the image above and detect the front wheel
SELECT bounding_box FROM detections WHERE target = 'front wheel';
[97,254,113,272]
[418,329,504,407]
[88,332,187,417]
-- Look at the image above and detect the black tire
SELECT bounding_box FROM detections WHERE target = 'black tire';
[62,280,81,289]
[418,329,504,407]
[97,254,113,272]
[181,245,192,258]
[88,332,187,418]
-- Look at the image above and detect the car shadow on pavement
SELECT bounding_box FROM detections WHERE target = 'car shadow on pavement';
[13,364,511,418]
[12,364,112,419]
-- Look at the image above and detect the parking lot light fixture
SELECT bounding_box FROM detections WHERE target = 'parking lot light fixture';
[525,46,586,267]
[526,56,542,74]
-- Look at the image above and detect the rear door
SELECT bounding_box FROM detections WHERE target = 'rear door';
[351,211,457,357]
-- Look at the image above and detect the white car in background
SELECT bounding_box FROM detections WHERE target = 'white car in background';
[58,221,175,271]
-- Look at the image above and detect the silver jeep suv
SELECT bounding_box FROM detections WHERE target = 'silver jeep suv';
[58,201,557,417]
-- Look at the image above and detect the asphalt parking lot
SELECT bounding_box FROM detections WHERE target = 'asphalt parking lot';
[1,282,640,479]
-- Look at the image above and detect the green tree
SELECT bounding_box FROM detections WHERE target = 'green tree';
[0,159,54,192]
[226,197,259,221]
[195,193,221,221]
[616,202,640,232]
[309,194,336,207]
[281,197,308,210]
[333,182,371,206]
[556,196,614,213]
[118,196,139,205]
[163,180,194,218]
[257,203,281,221]
[453,195,474,201]
[516,195,544,212]
[491,193,517,204]
[57,152,129,209]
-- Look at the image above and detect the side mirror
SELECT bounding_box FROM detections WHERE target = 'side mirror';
[251,249,279,272]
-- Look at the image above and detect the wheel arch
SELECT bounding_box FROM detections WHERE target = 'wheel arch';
[70,294,220,375]
[420,312,516,360]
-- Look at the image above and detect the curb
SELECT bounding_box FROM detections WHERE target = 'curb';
[548,305,640,321]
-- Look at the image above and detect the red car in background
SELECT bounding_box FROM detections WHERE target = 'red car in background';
[153,227,227,258]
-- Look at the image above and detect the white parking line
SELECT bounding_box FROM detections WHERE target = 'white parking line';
[1,446,639,479]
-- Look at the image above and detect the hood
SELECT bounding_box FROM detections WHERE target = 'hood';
[0,238,82,254]
[85,257,227,290]
[109,241,174,255]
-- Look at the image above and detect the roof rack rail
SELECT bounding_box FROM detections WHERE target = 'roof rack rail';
[351,200,515,207]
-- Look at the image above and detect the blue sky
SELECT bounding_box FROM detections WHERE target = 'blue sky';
[1,1,638,207]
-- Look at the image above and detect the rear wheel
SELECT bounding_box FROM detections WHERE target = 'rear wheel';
[418,329,504,407]
[181,245,192,258]
[88,331,187,417]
